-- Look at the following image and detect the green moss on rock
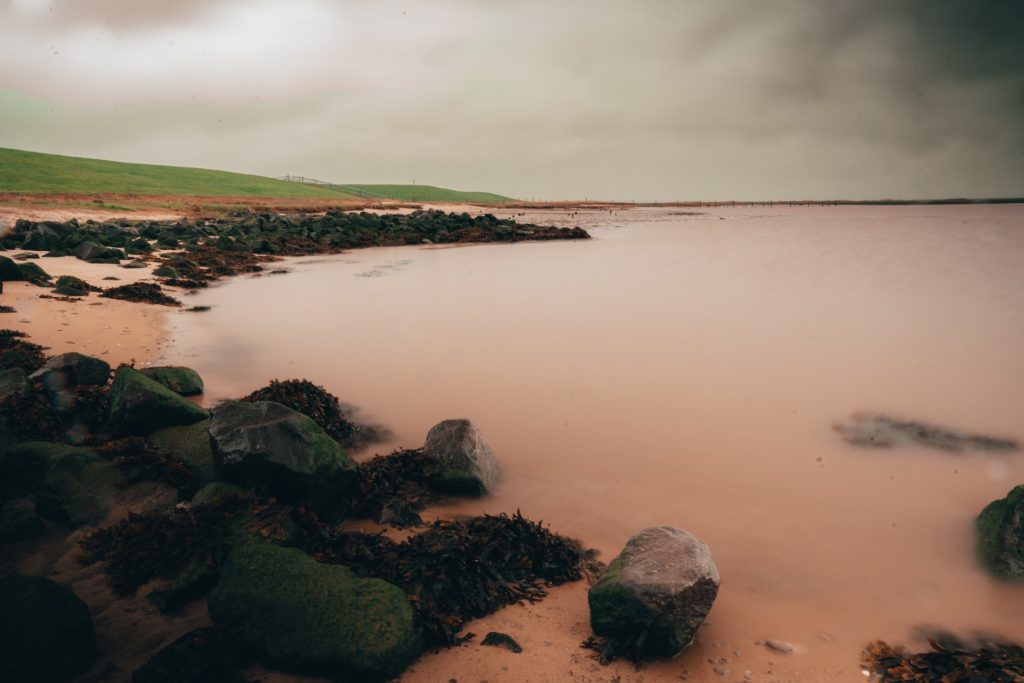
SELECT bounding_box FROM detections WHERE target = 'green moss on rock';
[148,419,220,482]
[33,443,121,527]
[108,365,207,436]
[208,544,421,681]
[141,365,204,396]
[977,485,1024,579]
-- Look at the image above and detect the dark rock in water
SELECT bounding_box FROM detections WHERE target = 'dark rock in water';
[30,352,111,387]
[108,365,208,436]
[141,365,204,396]
[33,442,120,526]
[423,418,499,495]
[131,626,249,683]
[588,526,719,659]
[977,485,1024,579]
[148,419,220,482]
[481,631,523,653]
[209,400,357,519]
[0,574,96,683]
[834,413,1019,453]
[0,498,45,543]
[208,543,421,681]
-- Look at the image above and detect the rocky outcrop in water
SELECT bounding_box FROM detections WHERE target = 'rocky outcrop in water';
[588,526,720,659]
[423,418,500,495]
[977,485,1024,579]
[834,413,1019,453]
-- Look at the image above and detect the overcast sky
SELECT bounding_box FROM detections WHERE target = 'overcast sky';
[0,0,1021,201]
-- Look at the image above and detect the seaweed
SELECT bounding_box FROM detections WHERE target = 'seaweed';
[317,512,587,646]
[95,437,201,496]
[0,305,15,313]
[100,283,181,307]
[54,275,101,293]
[351,448,441,527]
[0,328,47,372]
[240,378,368,447]
[0,384,63,442]
[862,636,1024,682]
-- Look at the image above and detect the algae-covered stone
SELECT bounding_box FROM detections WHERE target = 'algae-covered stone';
[423,418,499,495]
[190,481,251,507]
[977,485,1024,579]
[208,544,421,681]
[210,401,356,519]
[153,264,179,278]
[18,261,52,282]
[108,365,207,435]
[148,419,220,482]
[0,574,96,683]
[141,365,204,396]
[0,498,45,543]
[32,442,121,526]
[589,526,720,658]
[30,352,111,387]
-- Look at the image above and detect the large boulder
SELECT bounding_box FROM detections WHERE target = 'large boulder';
[30,352,111,387]
[0,574,96,683]
[588,527,720,658]
[34,443,120,527]
[977,485,1024,579]
[74,241,123,263]
[208,544,421,681]
[209,401,356,518]
[141,365,204,396]
[108,365,208,435]
[148,419,220,482]
[422,418,499,495]
[0,255,23,281]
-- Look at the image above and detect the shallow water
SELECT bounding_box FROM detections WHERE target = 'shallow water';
[160,204,1024,680]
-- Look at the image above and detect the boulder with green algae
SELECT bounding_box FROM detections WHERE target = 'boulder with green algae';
[18,261,52,282]
[209,400,357,519]
[30,352,111,387]
[422,418,499,495]
[141,365,204,396]
[208,544,421,681]
[33,443,121,526]
[148,419,220,482]
[108,365,208,435]
[0,574,96,683]
[977,485,1024,579]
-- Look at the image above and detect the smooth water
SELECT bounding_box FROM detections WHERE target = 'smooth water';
[160,204,1024,680]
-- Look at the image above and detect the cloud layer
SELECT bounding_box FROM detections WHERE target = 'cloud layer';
[1,0,1021,200]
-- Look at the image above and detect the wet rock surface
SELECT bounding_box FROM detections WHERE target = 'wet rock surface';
[30,351,111,388]
[587,526,720,660]
[108,366,208,436]
[422,418,500,495]
[834,413,1019,453]
[141,365,205,396]
[976,485,1024,579]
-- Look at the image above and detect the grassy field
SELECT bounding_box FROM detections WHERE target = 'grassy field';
[0,147,514,203]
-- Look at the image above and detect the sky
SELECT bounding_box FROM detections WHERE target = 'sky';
[0,0,1021,201]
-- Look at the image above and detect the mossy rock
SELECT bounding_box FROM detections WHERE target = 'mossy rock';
[0,498,45,543]
[153,264,179,278]
[108,366,208,436]
[35,443,121,527]
[190,481,250,507]
[0,255,23,281]
[141,365,204,396]
[208,544,421,681]
[52,285,85,297]
[0,574,96,683]
[0,440,59,501]
[977,485,1024,579]
[17,261,51,282]
[148,419,220,482]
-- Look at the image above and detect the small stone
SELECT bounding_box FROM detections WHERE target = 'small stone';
[481,631,523,653]
[764,639,796,654]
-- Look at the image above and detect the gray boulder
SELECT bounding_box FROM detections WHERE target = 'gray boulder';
[0,574,96,683]
[141,365,204,396]
[977,485,1024,579]
[108,366,208,435]
[209,401,356,519]
[589,526,720,658]
[30,352,111,388]
[423,418,499,495]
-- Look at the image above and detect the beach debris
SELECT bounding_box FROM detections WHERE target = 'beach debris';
[976,485,1024,579]
[481,631,524,653]
[131,627,251,683]
[141,365,204,396]
[586,527,720,663]
[101,282,181,306]
[108,365,208,435]
[422,418,500,495]
[0,574,96,683]
[208,543,422,681]
[862,634,1024,681]
[834,413,1019,453]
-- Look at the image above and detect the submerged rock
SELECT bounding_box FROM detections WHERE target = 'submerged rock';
[30,352,111,388]
[141,365,204,396]
[108,365,208,435]
[589,526,720,658]
[147,419,220,482]
[208,543,421,681]
[834,413,1019,453]
[422,418,499,495]
[0,574,96,683]
[209,400,356,518]
[977,485,1024,579]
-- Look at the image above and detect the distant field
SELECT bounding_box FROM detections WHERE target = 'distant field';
[336,184,514,204]
[0,148,514,203]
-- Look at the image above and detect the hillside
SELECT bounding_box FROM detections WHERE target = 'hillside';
[335,184,513,204]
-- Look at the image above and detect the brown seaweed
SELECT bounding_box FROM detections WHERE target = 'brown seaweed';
[862,636,1024,682]
[100,283,181,307]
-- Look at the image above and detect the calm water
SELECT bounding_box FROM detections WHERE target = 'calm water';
[160,204,1024,680]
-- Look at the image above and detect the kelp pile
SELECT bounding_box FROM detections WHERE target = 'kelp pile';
[94,437,202,496]
[318,512,587,646]
[862,636,1024,682]
[0,328,47,372]
[351,448,440,526]
[100,282,181,306]
[241,378,360,446]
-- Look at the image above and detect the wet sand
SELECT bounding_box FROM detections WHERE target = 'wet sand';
[156,203,1024,682]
